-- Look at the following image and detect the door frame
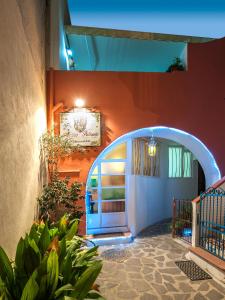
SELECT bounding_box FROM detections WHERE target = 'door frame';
[86,143,130,235]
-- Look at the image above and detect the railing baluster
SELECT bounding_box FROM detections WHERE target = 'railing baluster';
[172,198,192,244]
[199,188,225,261]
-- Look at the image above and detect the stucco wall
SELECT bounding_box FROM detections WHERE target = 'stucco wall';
[0,0,47,257]
[50,37,225,234]
[130,140,198,236]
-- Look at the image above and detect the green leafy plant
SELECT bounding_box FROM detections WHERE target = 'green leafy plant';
[40,130,84,177]
[167,57,185,72]
[38,173,84,224]
[0,216,105,300]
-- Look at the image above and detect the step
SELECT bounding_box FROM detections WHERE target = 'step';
[85,232,133,246]
[187,247,225,284]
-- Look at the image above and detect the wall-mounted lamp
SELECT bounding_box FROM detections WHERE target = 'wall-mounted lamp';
[66,48,75,69]
[148,136,157,157]
[75,98,85,108]
[66,48,73,56]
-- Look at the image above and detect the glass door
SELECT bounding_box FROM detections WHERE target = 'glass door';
[87,143,127,234]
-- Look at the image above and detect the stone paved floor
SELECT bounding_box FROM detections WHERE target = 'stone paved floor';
[96,222,225,300]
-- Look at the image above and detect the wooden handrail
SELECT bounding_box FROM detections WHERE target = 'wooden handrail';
[192,176,225,203]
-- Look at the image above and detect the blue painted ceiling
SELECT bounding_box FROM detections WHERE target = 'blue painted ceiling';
[67,34,186,72]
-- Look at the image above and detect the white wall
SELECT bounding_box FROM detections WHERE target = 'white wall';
[0,0,47,257]
[129,140,198,236]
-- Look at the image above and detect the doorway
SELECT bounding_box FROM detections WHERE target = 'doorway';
[86,127,221,236]
[86,143,128,234]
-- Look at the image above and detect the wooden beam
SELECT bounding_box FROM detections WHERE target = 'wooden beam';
[65,25,214,44]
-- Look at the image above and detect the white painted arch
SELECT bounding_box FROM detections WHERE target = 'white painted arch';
[87,126,221,189]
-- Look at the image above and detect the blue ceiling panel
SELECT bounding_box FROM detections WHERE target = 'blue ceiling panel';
[67,34,186,72]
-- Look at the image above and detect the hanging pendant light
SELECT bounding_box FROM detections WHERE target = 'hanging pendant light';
[148,136,157,157]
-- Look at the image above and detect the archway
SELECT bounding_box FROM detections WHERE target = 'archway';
[86,126,221,236]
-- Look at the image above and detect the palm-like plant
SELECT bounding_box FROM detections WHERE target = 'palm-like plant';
[0,216,104,300]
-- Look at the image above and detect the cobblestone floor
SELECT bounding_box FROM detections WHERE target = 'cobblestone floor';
[96,222,225,300]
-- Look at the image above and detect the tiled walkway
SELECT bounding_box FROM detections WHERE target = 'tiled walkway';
[97,222,225,300]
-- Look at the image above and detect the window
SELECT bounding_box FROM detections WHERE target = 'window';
[183,151,192,177]
[169,146,192,178]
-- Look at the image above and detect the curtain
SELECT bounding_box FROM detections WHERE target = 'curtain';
[132,139,142,175]
[132,138,160,176]
[143,142,160,176]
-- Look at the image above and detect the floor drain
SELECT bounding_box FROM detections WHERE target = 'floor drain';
[175,260,212,281]
[101,248,131,262]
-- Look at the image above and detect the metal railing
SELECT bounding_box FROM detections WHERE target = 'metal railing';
[199,188,225,261]
[172,198,193,244]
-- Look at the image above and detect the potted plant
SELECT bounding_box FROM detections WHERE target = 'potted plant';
[38,130,86,225]
[38,173,84,224]
[0,215,105,299]
[40,129,84,179]
[167,57,185,72]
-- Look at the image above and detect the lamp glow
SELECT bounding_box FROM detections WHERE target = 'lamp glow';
[66,48,73,56]
[148,137,157,157]
[75,98,85,108]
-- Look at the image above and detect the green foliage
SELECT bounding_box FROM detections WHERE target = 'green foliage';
[38,173,84,224]
[41,130,73,173]
[0,216,104,300]
[40,130,85,174]
[167,57,185,72]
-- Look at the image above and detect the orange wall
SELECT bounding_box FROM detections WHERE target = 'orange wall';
[49,38,225,234]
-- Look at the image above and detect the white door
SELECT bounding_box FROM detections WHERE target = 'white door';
[87,143,128,234]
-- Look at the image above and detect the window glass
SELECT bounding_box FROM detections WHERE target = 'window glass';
[90,189,98,201]
[89,176,98,188]
[183,151,192,177]
[101,162,125,174]
[104,143,127,159]
[101,175,125,187]
[102,188,125,200]
[102,201,125,213]
[169,147,182,177]
[92,166,98,175]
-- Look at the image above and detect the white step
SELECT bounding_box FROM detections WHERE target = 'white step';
[86,232,133,246]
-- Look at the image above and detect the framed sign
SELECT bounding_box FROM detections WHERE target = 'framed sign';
[60,111,101,146]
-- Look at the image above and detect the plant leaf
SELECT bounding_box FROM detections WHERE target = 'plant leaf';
[38,224,51,255]
[72,261,103,300]
[29,224,40,245]
[54,284,74,298]
[23,239,41,276]
[59,238,66,266]
[21,271,39,300]
[58,215,68,235]
[47,250,59,297]
[61,254,73,285]
[86,291,106,299]
[0,275,13,300]
[36,274,47,300]
[0,247,13,289]
[15,238,25,271]
[65,220,78,241]
[14,238,28,296]
[75,247,98,267]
